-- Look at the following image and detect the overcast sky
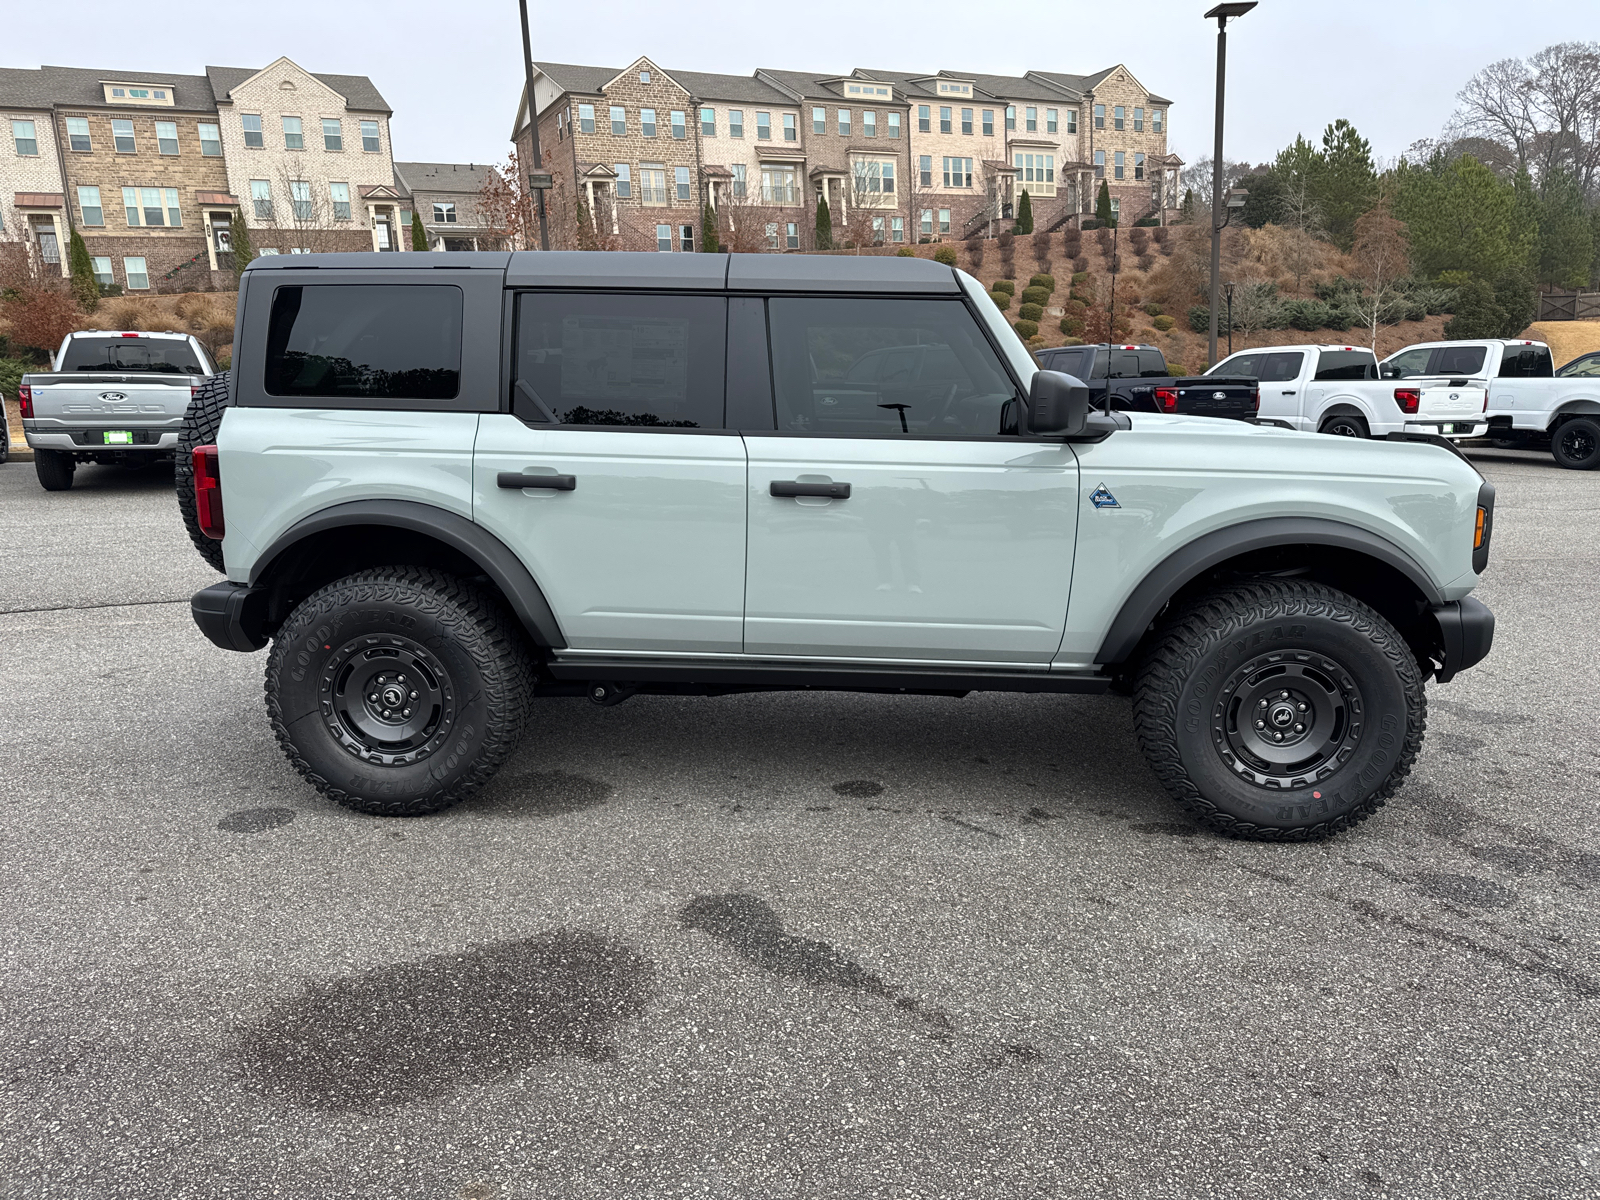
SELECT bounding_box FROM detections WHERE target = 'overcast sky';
[8,0,1596,170]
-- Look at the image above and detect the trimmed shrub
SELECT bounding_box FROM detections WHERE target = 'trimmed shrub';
[1283,299,1329,331]
[1021,285,1050,306]
[1073,255,1089,273]
[1071,271,1089,286]
[1142,302,1162,317]
[1058,335,1085,345]
[411,210,427,251]
[1028,273,1056,292]
[1133,217,1161,227]
[1136,253,1155,271]
[1152,314,1175,332]
[1026,335,1047,349]
[998,230,1014,248]
[1018,302,1044,321]
[1324,306,1355,331]
[1067,298,1087,316]
[896,247,915,257]
[1109,254,1122,272]
[933,245,958,265]
[1059,316,1085,336]
[992,279,1015,295]
[1014,189,1034,234]
[967,244,985,268]
[989,290,1011,310]
[1188,305,1211,333]
[1081,218,1101,231]
[1013,319,1039,339]
[1096,227,1112,250]
[1166,361,1187,376]
[1062,231,1082,253]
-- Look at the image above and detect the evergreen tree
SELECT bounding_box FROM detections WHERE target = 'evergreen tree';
[67,228,98,312]
[1238,171,1286,228]
[1395,156,1519,281]
[411,210,427,251]
[230,210,254,287]
[701,203,721,253]
[1273,134,1324,192]
[1317,119,1377,248]
[1096,180,1114,227]
[814,196,833,251]
[1536,171,1593,289]
[1511,168,1541,272]
[1014,190,1034,234]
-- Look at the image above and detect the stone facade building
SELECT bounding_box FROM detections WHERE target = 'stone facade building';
[395,161,503,250]
[0,68,71,280]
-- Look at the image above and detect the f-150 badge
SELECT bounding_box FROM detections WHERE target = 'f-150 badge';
[1090,483,1120,509]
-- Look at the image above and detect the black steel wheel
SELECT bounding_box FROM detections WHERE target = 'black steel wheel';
[1213,655,1363,788]
[1552,417,1600,470]
[320,634,458,768]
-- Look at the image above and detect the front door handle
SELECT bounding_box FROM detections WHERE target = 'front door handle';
[1282,390,1296,395]
[499,472,576,491]
[771,480,850,499]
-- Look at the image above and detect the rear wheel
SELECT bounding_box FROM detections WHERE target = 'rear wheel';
[1133,580,1425,841]
[176,372,229,573]
[265,567,534,816]
[34,449,75,491]
[1319,412,1369,439]
[1551,417,1600,470]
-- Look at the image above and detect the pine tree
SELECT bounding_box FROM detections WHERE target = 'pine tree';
[411,210,427,251]
[1536,170,1592,290]
[702,203,721,253]
[815,196,833,251]
[230,210,254,287]
[1095,180,1114,227]
[67,227,98,312]
[1317,119,1377,249]
[1014,190,1034,234]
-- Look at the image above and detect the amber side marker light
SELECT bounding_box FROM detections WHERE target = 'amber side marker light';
[1474,506,1487,550]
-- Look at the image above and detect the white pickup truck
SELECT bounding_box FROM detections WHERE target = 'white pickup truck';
[1206,344,1486,439]
[19,330,217,491]
[1380,338,1600,470]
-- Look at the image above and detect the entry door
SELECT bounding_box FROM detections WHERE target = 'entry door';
[473,292,746,654]
[743,294,1079,663]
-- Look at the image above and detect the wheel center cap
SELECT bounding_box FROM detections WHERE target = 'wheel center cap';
[1270,703,1296,728]
[380,684,406,709]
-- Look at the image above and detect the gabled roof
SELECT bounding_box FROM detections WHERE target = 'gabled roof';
[206,63,391,112]
[1029,66,1171,105]
[851,69,940,99]
[394,162,498,196]
[938,70,1073,103]
[754,69,846,102]
[531,61,620,96]
[668,69,792,106]
[0,65,217,111]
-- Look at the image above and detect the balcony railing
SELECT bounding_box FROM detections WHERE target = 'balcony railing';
[640,185,668,204]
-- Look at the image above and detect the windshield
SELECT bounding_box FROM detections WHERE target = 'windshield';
[60,336,208,374]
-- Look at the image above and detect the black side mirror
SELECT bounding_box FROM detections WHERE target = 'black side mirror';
[1026,369,1091,436]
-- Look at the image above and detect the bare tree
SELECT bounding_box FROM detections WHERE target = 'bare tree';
[840,161,893,252]
[1451,42,1600,195]
[1349,203,1411,350]
[1275,175,1326,238]
[1180,156,1251,207]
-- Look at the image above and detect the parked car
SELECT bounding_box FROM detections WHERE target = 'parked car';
[19,330,217,490]
[1034,343,1261,421]
[1205,344,1487,439]
[1555,350,1600,378]
[183,251,1494,841]
[1380,339,1600,469]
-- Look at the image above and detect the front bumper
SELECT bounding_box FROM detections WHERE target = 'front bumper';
[1428,597,1494,683]
[191,582,270,652]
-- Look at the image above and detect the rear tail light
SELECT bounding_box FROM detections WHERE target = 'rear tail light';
[1394,387,1421,415]
[17,384,32,419]
[1154,386,1178,412]
[1251,385,1261,415]
[193,445,224,540]
[1482,391,1489,412]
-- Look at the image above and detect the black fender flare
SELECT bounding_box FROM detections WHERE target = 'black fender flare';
[1094,517,1445,665]
[250,499,567,648]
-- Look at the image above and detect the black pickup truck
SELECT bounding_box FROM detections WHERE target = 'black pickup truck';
[1034,343,1260,421]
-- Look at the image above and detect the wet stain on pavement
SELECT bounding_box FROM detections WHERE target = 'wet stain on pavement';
[1429,698,1531,727]
[1433,732,1486,756]
[679,894,894,996]
[979,1042,1047,1069]
[217,807,296,833]
[234,929,655,1111]
[832,780,885,798]
[482,770,612,818]
[1465,844,1548,876]
[1411,872,1516,909]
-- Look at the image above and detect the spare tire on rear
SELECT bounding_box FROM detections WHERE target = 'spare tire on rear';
[176,370,229,574]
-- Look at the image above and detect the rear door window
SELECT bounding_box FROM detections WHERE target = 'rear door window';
[1314,351,1378,380]
[264,284,461,399]
[513,292,727,428]
[1215,353,1261,378]
[1434,345,1487,376]
[60,336,207,374]
[1383,348,1432,378]
[1258,352,1305,382]
[1498,345,1553,377]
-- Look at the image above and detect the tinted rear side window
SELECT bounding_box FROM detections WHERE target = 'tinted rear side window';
[514,292,726,428]
[1499,345,1553,377]
[264,285,462,399]
[60,336,207,374]
[1314,351,1378,381]
[1257,351,1304,382]
[1039,348,1091,379]
[1435,345,1486,375]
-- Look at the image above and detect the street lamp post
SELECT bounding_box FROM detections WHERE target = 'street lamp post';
[517,0,552,251]
[1224,280,1235,357]
[1205,1,1255,368]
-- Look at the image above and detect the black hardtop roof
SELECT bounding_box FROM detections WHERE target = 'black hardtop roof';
[247,250,961,293]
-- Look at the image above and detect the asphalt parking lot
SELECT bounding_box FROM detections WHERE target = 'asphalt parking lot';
[1,450,1597,1200]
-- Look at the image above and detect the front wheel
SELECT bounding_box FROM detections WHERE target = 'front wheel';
[34,449,75,491]
[1133,580,1425,841]
[1551,417,1600,470]
[265,568,534,816]
[1319,413,1369,439]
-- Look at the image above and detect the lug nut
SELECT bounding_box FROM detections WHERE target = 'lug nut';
[1279,691,1289,699]
[1294,723,1304,733]
[369,693,379,702]
[1297,702,1307,712]
[1255,720,1265,729]
[409,690,418,700]
[1274,732,1284,742]
[397,675,407,684]
[402,708,411,717]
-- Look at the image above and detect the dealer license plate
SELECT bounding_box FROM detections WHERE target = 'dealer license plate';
[102,430,133,445]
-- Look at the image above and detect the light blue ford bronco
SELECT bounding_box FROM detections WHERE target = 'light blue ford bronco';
[183,251,1494,840]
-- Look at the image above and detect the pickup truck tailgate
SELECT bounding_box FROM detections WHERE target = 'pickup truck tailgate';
[1170,376,1257,419]
[1415,379,1487,422]
[27,375,197,422]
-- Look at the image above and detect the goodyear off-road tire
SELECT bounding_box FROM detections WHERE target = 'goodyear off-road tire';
[1551,416,1600,470]
[34,449,75,491]
[265,568,534,816]
[1132,580,1425,841]
[175,370,229,573]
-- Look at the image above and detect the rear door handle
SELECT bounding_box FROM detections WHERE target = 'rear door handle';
[1282,390,1296,395]
[498,472,576,491]
[771,480,850,499]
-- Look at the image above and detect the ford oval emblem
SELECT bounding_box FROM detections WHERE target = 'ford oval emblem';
[1450,392,1459,400]
[1212,391,1226,400]
[100,391,127,401]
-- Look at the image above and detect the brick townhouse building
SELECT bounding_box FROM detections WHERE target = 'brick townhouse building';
[395,161,503,250]
[512,57,1178,252]
[0,58,398,293]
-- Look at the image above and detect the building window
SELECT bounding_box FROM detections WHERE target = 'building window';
[728,109,743,138]
[113,119,136,152]
[813,107,826,135]
[756,111,770,140]
[607,106,624,137]
[786,221,799,250]
[699,107,714,137]
[1134,152,1146,181]
[1094,104,1105,130]
[852,160,894,195]
[251,179,272,219]
[361,120,380,152]
[872,216,884,244]
[765,222,780,250]
[837,109,850,137]
[863,110,876,137]
[891,215,904,243]
[920,208,932,236]
[762,167,797,205]
[960,107,972,135]
[321,118,342,151]
[77,186,103,226]
[198,122,221,156]
[641,108,657,137]
[12,120,38,156]
[888,112,901,139]
[290,180,312,220]
[155,121,179,155]
[1114,150,1125,180]
[1005,105,1015,132]
[672,110,687,140]
[614,164,631,198]
[675,165,691,200]
[1152,108,1164,133]
[282,116,304,149]
[1014,153,1056,196]
[331,182,351,220]
[124,257,149,290]
[942,157,972,188]
[730,163,746,198]
[917,104,930,133]
[258,247,280,255]
[938,208,950,235]
[1067,109,1078,134]
[66,117,91,152]
[939,106,952,134]
[918,155,932,187]
[433,201,457,223]
[657,224,672,252]
[982,109,994,137]
[122,186,139,225]
[146,187,167,226]
[572,104,591,135]
[1046,108,1058,134]
[1094,150,1105,179]
[91,256,113,286]
[641,166,667,204]
[1025,106,1037,132]
[679,222,694,252]
[1134,107,1144,132]
[640,70,651,84]
[783,112,797,141]
[1114,106,1125,131]
[1110,196,1120,217]
[242,114,263,148]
